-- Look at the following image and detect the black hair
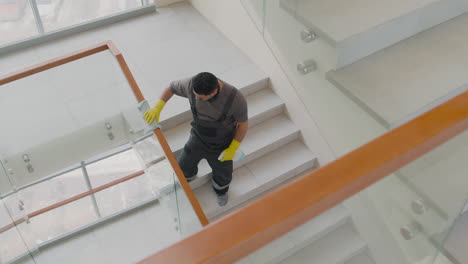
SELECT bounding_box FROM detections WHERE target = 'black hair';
[192,72,219,95]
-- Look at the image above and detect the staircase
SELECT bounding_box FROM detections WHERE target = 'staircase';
[134,60,375,264]
[280,0,468,68]
[236,204,375,264]
[150,63,319,220]
[278,0,468,129]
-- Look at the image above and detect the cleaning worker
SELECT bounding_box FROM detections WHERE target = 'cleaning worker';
[144,72,248,206]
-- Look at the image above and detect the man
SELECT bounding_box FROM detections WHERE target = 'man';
[144,72,248,206]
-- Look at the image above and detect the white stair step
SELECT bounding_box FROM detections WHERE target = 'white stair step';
[346,252,375,264]
[195,140,317,219]
[218,62,270,97]
[278,223,367,264]
[281,0,468,68]
[327,13,468,126]
[189,114,300,190]
[239,205,350,264]
[159,63,269,130]
[163,87,285,155]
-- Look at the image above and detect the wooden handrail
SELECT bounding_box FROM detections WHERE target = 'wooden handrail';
[0,42,109,85]
[0,41,209,230]
[107,41,209,226]
[138,90,468,264]
[0,170,144,234]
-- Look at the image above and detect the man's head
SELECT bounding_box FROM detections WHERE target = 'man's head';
[192,72,220,101]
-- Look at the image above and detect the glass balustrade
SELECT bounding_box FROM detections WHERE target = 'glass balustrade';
[0,46,204,264]
[234,131,467,264]
[237,1,468,263]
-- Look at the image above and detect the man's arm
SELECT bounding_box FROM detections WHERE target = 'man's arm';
[234,121,248,143]
[160,87,174,102]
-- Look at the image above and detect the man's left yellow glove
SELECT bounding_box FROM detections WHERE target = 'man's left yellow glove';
[219,139,241,162]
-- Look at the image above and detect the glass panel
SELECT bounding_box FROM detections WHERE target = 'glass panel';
[1,50,204,262]
[236,130,467,264]
[172,172,202,237]
[0,0,39,46]
[17,167,86,213]
[0,162,36,264]
[38,0,142,32]
[86,148,155,217]
[240,0,265,32]
[0,51,137,186]
[364,130,468,264]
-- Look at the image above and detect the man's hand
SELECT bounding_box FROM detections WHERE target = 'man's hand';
[219,139,241,162]
[144,99,166,124]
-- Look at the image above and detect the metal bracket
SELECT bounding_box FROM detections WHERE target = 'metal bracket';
[22,153,34,174]
[297,59,317,74]
[18,200,25,211]
[411,199,427,215]
[300,30,318,43]
[105,122,115,140]
[400,222,422,240]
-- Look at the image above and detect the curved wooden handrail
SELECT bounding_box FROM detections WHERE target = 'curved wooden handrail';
[138,90,468,264]
[0,41,209,229]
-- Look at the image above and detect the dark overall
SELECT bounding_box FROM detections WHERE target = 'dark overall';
[177,88,238,195]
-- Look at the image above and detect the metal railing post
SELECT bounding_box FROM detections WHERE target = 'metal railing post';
[81,162,102,218]
[28,0,45,34]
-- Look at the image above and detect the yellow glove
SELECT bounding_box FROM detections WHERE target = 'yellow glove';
[144,99,166,124]
[219,139,241,162]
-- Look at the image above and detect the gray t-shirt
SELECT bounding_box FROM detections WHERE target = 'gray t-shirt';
[170,77,248,123]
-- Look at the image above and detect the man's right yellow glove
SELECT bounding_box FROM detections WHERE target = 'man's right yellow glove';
[144,99,166,124]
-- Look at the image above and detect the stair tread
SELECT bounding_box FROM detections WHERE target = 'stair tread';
[346,252,375,264]
[282,0,456,43]
[195,140,317,218]
[241,204,350,264]
[278,223,366,264]
[163,88,285,153]
[328,13,468,125]
[190,114,300,189]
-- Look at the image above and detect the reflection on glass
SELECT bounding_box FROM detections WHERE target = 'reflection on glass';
[0,44,204,263]
[241,0,265,32]
[28,196,98,244]
[18,168,86,213]
[0,198,34,263]
[86,149,154,217]
[364,130,468,264]
[172,172,202,237]
[87,149,142,187]
[0,0,39,46]
[38,0,142,32]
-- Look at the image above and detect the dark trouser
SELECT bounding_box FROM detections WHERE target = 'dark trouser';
[177,136,233,195]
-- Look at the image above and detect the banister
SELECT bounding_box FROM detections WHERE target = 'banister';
[138,90,468,264]
[0,41,209,230]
